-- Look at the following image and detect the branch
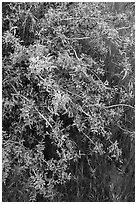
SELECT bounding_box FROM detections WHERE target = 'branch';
[60,16,99,22]
[81,131,95,145]
[70,46,81,60]
[117,122,134,134]
[35,107,53,129]
[61,87,83,98]
[116,26,132,31]
[86,66,112,90]
[39,75,84,99]
[78,106,92,117]
[38,77,135,112]
[65,36,91,41]
[10,83,53,129]
[104,104,134,110]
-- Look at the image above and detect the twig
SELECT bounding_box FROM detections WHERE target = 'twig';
[78,106,92,117]
[117,123,134,134]
[86,67,112,90]
[35,107,53,128]
[81,131,95,145]
[116,26,132,31]
[61,87,84,99]
[59,16,99,23]
[10,83,53,128]
[104,104,134,110]
[65,36,91,41]
[70,46,81,60]
[86,155,96,176]
[39,75,84,99]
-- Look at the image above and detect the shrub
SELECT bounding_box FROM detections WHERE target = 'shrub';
[2,2,135,201]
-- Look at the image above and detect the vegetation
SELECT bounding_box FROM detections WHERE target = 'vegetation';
[2,2,135,202]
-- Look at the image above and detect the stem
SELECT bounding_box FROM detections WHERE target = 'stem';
[35,107,53,128]
[116,26,132,31]
[104,104,134,109]
[11,86,53,129]
[81,131,95,145]
[117,123,134,134]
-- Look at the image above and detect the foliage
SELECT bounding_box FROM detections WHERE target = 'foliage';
[2,2,135,202]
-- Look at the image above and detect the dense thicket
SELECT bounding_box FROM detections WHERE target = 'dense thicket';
[2,2,135,202]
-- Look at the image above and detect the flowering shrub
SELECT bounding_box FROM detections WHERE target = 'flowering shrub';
[2,2,134,201]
